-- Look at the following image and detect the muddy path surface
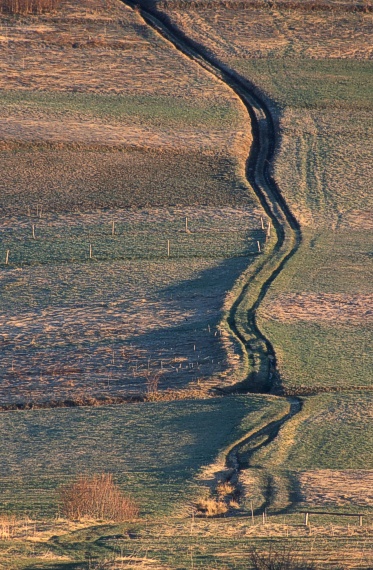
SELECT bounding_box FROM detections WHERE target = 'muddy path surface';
[122,0,304,511]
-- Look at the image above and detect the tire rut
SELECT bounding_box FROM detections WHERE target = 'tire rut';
[122,0,304,512]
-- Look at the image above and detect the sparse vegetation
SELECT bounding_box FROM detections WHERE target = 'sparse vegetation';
[248,546,317,570]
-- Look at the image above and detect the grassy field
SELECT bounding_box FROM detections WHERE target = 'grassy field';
[1,391,372,570]
[244,392,373,513]
[164,4,373,393]
[0,395,287,517]
[0,0,256,216]
[0,207,267,405]
[0,1,372,568]
[259,229,372,393]
[0,0,265,403]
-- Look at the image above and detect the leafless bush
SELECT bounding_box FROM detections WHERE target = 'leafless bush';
[0,0,61,14]
[195,497,228,516]
[249,546,318,570]
[58,474,139,522]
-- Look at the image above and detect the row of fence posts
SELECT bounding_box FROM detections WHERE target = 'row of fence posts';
[3,216,271,264]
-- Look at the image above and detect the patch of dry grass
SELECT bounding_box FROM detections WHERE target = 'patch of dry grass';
[298,470,373,508]
[0,207,265,405]
[260,292,373,324]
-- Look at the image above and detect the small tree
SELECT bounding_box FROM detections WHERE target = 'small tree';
[58,474,139,522]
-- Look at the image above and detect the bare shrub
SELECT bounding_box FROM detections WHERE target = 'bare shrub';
[195,497,228,517]
[216,481,235,498]
[0,0,61,15]
[58,474,139,522]
[249,546,318,570]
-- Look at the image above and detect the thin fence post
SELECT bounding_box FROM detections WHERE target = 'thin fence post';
[251,500,254,524]
[167,239,170,257]
[5,250,9,265]
[260,216,264,230]
[89,243,92,259]
[112,220,115,236]
[359,515,363,527]
[257,241,261,253]
[304,512,309,526]
[267,221,271,238]
[32,224,35,239]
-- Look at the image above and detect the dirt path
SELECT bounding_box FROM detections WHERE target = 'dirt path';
[124,1,302,394]
[121,0,305,512]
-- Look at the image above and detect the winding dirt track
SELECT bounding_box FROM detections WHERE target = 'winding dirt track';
[122,0,305,510]
[123,0,302,394]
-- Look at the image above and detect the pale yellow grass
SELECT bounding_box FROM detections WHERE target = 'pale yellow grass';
[260,293,373,324]
[167,7,373,61]
[298,470,373,507]
[0,115,247,154]
[0,0,245,103]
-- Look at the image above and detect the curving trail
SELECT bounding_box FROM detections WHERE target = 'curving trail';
[122,0,305,512]
[124,0,301,393]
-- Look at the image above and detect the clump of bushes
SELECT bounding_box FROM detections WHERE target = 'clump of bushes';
[58,474,139,522]
[0,0,60,14]
[195,497,228,517]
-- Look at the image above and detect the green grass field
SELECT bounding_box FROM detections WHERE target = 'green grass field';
[165,5,373,394]
[258,229,372,392]
[0,395,288,518]
[244,392,373,515]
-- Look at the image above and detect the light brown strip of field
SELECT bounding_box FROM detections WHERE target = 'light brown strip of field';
[298,470,373,507]
[0,0,250,98]
[260,293,373,323]
[0,115,243,152]
[166,7,373,60]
